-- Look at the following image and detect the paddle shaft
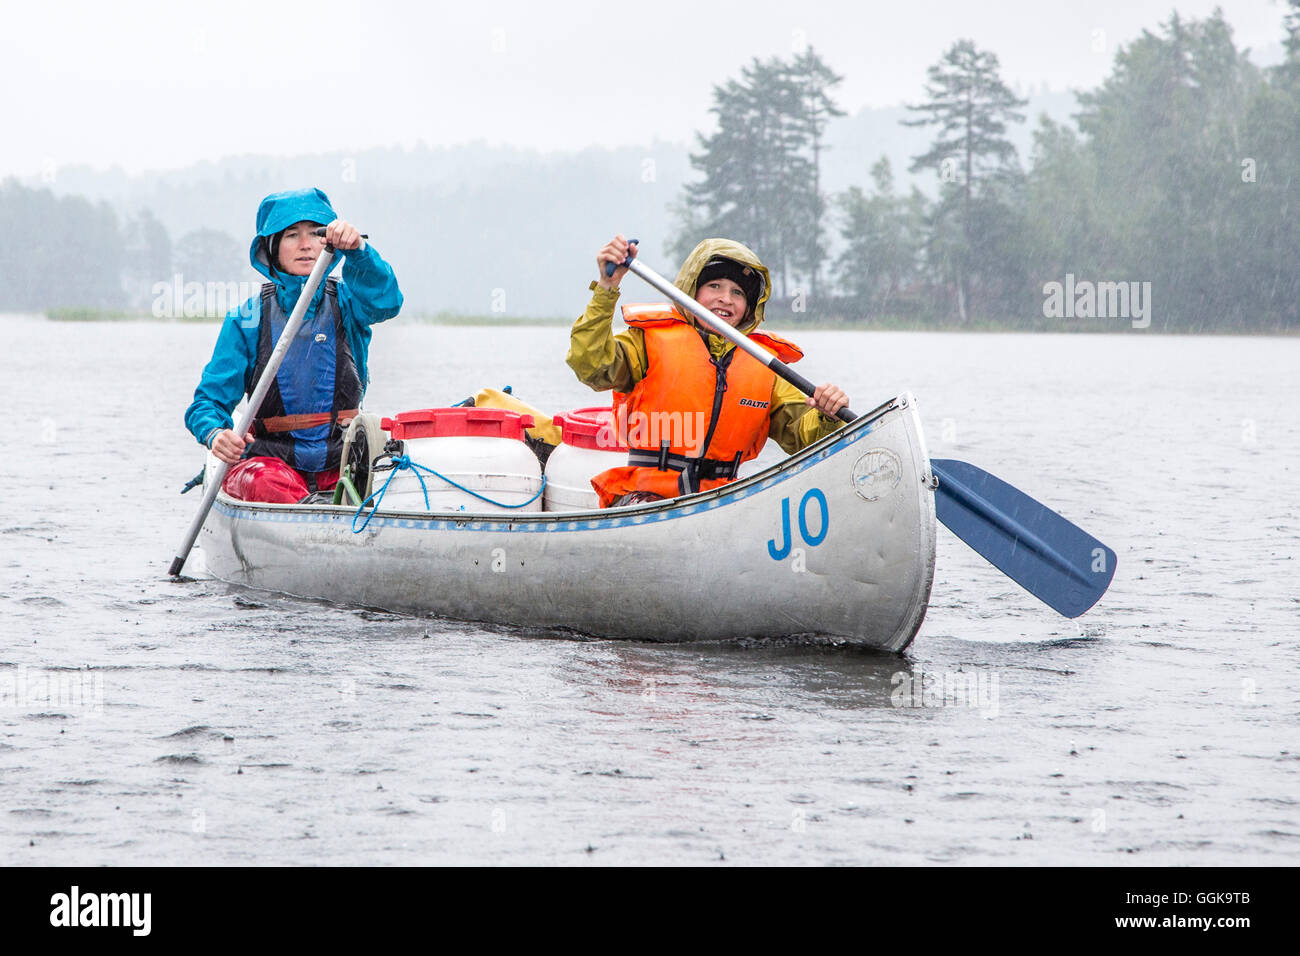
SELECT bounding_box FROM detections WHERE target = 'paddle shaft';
[168,244,336,576]
[612,256,856,424]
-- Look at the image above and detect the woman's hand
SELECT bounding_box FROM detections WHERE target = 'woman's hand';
[596,235,637,290]
[807,384,849,419]
[323,219,363,251]
[211,428,256,465]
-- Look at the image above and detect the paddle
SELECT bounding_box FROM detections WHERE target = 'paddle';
[609,249,1116,617]
[168,232,339,577]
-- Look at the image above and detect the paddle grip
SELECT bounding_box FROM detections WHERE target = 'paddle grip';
[771,359,857,423]
[310,227,369,239]
[602,238,640,277]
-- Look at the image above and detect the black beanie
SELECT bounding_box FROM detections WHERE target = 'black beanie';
[696,257,763,307]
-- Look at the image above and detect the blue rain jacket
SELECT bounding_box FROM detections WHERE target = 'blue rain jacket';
[184,188,403,458]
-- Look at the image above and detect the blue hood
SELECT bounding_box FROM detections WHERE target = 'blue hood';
[249,187,344,312]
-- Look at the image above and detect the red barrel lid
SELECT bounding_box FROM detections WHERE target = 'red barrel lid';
[552,407,627,451]
[382,407,534,441]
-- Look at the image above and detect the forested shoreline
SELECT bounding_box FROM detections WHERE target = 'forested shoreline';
[673,7,1300,331]
[4,6,1297,332]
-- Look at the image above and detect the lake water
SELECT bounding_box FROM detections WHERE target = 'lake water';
[1,313,1296,865]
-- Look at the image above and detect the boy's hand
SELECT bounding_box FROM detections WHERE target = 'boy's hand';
[596,235,637,289]
[807,384,848,418]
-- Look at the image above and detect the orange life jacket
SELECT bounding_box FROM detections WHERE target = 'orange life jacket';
[591,304,803,507]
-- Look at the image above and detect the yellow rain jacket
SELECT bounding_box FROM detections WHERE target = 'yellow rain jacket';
[565,237,843,456]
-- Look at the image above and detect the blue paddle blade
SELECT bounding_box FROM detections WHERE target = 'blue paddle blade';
[931,459,1116,618]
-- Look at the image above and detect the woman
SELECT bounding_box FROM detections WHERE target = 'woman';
[567,234,848,507]
[184,188,402,502]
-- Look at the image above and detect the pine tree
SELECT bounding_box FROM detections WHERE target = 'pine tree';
[678,62,799,291]
[904,40,1026,320]
[1073,11,1266,327]
[835,157,922,316]
[673,50,842,302]
[786,48,845,301]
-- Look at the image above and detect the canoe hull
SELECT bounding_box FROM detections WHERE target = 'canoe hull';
[201,393,937,651]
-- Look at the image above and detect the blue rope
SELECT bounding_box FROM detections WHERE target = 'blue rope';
[352,454,546,533]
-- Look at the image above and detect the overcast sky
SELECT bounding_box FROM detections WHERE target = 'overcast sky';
[2,0,1288,178]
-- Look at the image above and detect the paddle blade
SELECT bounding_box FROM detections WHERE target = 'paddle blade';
[931,459,1116,618]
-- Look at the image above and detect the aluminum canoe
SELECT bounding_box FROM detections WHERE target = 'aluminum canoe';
[199,392,937,651]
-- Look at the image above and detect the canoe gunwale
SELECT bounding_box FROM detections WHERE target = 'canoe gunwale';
[211,393,910,530]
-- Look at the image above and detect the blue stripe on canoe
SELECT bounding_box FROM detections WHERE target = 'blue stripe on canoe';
[213,409,886,534]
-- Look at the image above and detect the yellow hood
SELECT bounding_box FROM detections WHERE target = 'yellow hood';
[672,238,771,334]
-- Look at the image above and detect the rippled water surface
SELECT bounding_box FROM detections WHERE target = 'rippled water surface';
[1,313,1296,865]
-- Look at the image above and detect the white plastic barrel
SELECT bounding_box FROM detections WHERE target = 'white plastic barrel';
[544,407,628,512]
[377,408,543,514]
